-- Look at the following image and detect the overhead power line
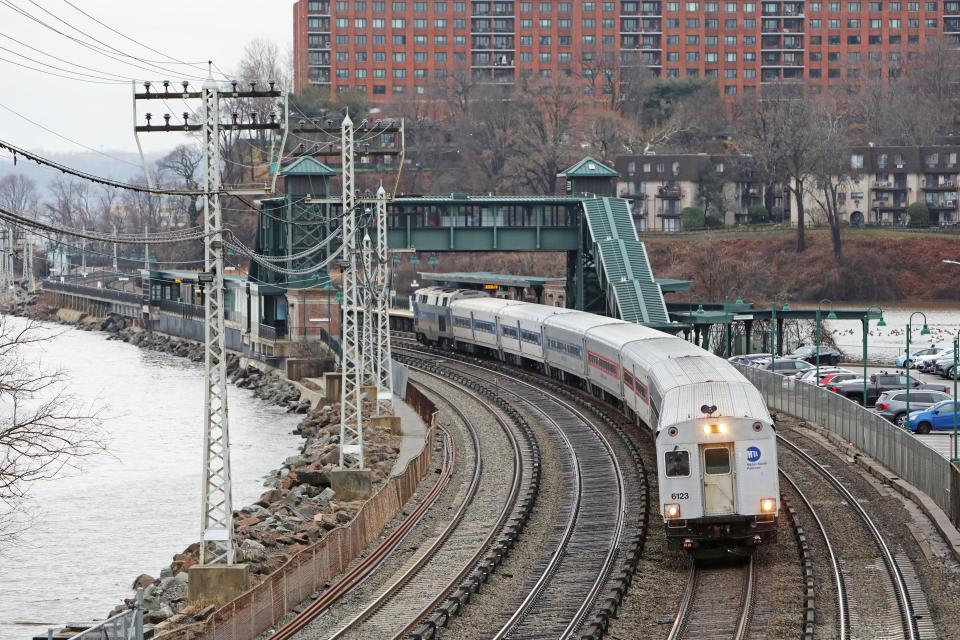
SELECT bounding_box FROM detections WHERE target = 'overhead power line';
[0,204,210,244]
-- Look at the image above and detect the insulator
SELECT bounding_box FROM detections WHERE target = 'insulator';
[181,80,189,93]
[231,81,239,93]
[268,80,276,91]
[145,113,153,124]
[163,80,170,91]
[249,81,256,92]
[232,112,240,124]
[163,114,171,126]
[182,112,190,125]
[298,119,306,127]
[143,81,151,93]
[269,112,276,124]
[326,118,334,127]
[250,112,258,123]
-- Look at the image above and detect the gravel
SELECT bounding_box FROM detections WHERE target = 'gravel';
[779,414,960,639]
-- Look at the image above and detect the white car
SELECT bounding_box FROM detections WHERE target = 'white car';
[796,367,854,385]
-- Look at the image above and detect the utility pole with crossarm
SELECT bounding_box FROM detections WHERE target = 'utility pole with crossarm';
[133,73,285,594]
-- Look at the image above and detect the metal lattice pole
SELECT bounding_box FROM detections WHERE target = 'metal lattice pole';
[339,113,364,470]
[198,76,234,565]
[375,185,394,415]
[361,231,376,386]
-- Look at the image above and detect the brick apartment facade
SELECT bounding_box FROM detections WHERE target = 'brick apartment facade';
[293,0,960,100]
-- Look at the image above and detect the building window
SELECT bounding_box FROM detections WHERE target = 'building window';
[850,154,864,170]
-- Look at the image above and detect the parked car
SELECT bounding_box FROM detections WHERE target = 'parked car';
[931,354,958,380]
[875,389,953,427]
[916,351,949,373]
[788,345,844,366]
[756,357,815,377]
[817,372,859,387]
[905,399,960,434]
[795,367,853,385]
[828,371,950,406]
[896,347,946,369]
[728,353,772,366]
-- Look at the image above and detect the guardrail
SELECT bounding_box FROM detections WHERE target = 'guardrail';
[736,363,951,514]
[158,299,204,320]
[155,381,438,640]
[43,279,142,305]
[55,590,143,640]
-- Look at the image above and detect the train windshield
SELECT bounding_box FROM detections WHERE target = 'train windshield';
[664,450,690,477]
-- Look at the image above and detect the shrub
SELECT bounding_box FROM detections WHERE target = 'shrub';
[747,205,769,223]
[770,206,784,223]
[681,206,705,230]
[705,215,724,228]
[906,202,930,228]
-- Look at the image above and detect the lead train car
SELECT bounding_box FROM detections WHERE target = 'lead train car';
[413,287,779,555]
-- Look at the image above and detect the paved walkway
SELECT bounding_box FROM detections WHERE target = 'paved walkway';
[915,432,960,460]
[391,399,428,476]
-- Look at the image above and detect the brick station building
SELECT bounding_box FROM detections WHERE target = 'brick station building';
[293,0,960,101]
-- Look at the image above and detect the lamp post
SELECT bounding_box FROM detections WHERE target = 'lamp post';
[770,296,790,372]
[863,305,885,405]
[816,298,838,385]
[905,311,931,422]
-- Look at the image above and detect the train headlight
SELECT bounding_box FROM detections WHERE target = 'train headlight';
[665,503,681,519]
[760,498,777,513]
[702,423,727,435]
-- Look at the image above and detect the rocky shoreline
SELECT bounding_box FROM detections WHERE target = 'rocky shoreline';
[15,298,402,632]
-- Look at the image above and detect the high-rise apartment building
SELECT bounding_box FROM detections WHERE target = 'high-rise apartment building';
[293,0,960,101]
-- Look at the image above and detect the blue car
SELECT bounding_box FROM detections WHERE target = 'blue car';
[905,399,960,434]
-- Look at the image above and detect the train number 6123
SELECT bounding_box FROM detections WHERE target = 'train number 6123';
[670,492,690,500]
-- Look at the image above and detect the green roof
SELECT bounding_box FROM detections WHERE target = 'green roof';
[279,156,337,177]
[560,156,619,178]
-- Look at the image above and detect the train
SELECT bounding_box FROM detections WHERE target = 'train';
[411,286,780,556]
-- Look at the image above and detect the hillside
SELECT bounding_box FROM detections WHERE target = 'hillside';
[410,230,960,305]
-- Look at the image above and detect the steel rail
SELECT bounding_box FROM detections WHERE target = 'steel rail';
[326,368,526,639]
[666,558,754,640]
[267,420,455,640]
[779,468,850,640]
[428,355,627,639]
[778,435,918,640]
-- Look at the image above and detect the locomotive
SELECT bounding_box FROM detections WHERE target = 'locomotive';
[412,287,779,555]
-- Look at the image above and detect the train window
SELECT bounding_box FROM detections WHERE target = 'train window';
[704,448,731,475]
[664,450,690,477]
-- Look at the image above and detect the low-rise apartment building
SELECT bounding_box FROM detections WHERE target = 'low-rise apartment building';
[614,153,770,231]
[791,145,960,227]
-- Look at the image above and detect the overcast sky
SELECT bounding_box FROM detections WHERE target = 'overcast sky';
[0,0,293,160]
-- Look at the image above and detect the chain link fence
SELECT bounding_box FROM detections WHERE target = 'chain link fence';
[736,363,951,514]
[58,590,144,640]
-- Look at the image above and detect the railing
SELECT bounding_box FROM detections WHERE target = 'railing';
[155,384,438,640]
[43,279,142,305]
[158,299,204,320]
[735,364,951,514]
[58,591,143,640]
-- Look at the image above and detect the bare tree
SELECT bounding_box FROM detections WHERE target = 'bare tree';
[808,97,851,259]
[157,145,203,228]
[0,174,39,216]
[738,84,820,253]
[0,319,103,542]
[510,77,584,194]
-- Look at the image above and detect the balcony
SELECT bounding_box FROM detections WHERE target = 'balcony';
[656,185,682,199]
[923,180,957,190]
[926,200,957,210]
[871,182,907,191]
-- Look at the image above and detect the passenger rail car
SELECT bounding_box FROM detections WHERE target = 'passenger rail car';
[413,286,779,555]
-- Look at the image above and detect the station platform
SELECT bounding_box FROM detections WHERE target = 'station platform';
[391,399,429,476]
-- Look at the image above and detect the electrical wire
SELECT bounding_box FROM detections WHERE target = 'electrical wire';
[59,0,213,71]
[0,31,135,80]
[0,205,210,243]
[0,100,143,168]
[0,53,127,84]
[0,140,209,196]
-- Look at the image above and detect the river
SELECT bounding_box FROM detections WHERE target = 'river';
[812,305,960,362]
[0,316,301,639]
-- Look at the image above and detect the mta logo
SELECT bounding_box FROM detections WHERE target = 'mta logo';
[747,446,762,463]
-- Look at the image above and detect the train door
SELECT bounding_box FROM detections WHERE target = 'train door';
[699,444,735,515]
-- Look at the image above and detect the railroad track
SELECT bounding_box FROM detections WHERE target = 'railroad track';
[320,369,536,639]
[777,434,935,640]
[398,348,644,639]
[666,558,755,640]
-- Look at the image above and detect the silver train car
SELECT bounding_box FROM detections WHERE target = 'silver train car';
[413,287,780,555]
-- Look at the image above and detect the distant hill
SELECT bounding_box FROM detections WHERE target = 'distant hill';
[0,149,166,191]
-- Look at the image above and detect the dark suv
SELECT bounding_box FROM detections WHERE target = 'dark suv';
[829,372,949,406]
[788,345,844,366]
